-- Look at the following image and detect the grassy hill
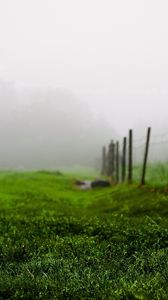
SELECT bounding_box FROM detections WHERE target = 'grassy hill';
[0,171,168,299]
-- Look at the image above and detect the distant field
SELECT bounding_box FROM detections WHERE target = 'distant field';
[0,170,168,299]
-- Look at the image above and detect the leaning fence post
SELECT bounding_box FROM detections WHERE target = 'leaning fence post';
[122,137,127,183]
[116,141,119,183]
[101,146,106,176]
[141,127,151,185]
[128,129,133,184]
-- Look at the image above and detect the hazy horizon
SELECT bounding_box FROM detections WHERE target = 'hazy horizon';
[0,1,168,167]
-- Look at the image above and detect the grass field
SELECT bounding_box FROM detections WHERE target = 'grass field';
[0,170,168,299]
[134,162,168,187]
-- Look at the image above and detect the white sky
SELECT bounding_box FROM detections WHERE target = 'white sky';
[0,0,168,134]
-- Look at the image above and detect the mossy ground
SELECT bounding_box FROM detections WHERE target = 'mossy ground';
[0,170,168,299]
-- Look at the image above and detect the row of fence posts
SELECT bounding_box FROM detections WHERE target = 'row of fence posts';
[101,127,151,185]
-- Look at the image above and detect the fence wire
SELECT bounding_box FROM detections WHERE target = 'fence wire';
[103,129,168,185]
[133,131,168,185]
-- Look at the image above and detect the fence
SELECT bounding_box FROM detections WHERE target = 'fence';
[101,127,168,186]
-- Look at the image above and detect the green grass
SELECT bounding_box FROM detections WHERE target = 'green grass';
[133,162,168,187]
[0,170,168,299]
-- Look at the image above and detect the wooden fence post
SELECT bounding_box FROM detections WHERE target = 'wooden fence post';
[101,146,106,176]
[107,140,115,178]
[112,142,116,181]
[116,141,119,183]
[128,129,133,184]
[122,137,127,183]
[107,141,112,176]
[105,152,109,176]
[141,127,151,185]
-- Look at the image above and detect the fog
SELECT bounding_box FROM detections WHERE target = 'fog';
[0,80,117,168]
[0,1,168,168]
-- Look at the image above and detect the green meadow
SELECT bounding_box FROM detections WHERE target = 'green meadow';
[0,169,168,299]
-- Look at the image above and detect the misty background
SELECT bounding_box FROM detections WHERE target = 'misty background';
[0,80,117,169]
[0,0,168,169]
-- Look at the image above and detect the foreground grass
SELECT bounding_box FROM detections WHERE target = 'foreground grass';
[0,171,168,299]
